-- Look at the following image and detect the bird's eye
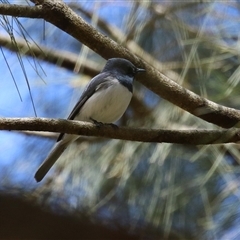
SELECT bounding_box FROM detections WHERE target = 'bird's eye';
[127,66,135,75]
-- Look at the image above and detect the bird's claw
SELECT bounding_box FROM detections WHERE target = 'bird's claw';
[90,118,118,129]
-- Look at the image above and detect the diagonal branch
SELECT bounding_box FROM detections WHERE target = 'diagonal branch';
[69,3,179,80]
[1,2,240,128]
[0,117,240,145]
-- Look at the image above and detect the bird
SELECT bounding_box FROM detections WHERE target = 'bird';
[34,58,145,182]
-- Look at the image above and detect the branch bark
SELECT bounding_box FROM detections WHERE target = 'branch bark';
[1,117,240,145]
[1,2,240,128]
[0,3,42,18]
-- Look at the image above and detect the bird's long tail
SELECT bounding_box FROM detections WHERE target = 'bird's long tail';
[34,140,70,182]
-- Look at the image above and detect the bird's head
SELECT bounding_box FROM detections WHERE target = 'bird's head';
[103,58,145,77]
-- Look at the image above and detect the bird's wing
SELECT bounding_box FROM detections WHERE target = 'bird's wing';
[57,72,114,142]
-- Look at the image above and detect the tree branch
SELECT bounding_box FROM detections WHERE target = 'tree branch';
[69,3,179,81]
[1,2,240,128]
[0,4,42,18]
[0,33,100,75]
[1,117,240,145]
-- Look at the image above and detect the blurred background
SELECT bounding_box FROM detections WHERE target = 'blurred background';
[1,1,240,239]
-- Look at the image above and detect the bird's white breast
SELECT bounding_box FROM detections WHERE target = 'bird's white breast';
[77,79,132,123]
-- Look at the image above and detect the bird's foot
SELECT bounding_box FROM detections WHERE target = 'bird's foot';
[90,118,118,129]
[90,118,104,128]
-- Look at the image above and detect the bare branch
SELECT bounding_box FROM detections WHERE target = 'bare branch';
[69,3,179,80]
[0,4,42,18]
[1,117,240,145]
[0,34,100,75]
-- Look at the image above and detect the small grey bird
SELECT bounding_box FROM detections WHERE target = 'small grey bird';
[34,58,145,182]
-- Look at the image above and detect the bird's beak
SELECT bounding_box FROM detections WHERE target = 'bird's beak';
[136,68,145,73]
